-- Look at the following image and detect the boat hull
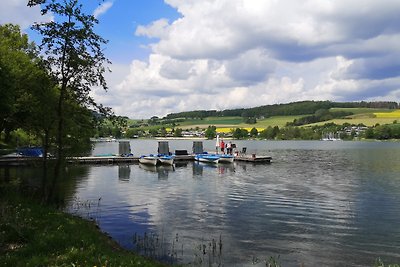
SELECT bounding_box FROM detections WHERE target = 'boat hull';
[159,156,174,165]
[218,155,234,163]
[195,154,220,164]
[139,156,158,166]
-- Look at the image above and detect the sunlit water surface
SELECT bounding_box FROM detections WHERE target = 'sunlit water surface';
[22,140,400,266]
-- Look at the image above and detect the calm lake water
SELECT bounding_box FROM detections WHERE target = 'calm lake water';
[4,140,400,266]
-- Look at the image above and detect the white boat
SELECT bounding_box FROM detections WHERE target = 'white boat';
[195,153,220,164]
[139,155,158,166]
[218,154,234,163]
[158,155,174,165]
[321,132,341,141]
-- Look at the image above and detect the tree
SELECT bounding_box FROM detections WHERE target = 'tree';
[160,127,167,137]
[250,127,258,137]
[232,128,248,139]
[148,128,158,137]
[0,24,37,141]
[204,126,216,139]
[28,0,111,163]
[174,128,183,137]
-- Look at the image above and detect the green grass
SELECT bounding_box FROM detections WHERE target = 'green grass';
[0,194,167,267]
[126,108,399,131]
[248,115,305,128]
[178,115,305,130]
[329,107,394,115]
[307,117,398,127]
[297,108,399,127]
[179,116,243,126]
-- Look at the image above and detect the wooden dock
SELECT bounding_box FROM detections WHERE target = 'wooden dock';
[0,154,271,165]
[68,155,195,164]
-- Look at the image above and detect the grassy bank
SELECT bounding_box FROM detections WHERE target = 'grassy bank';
[0,194,167,267]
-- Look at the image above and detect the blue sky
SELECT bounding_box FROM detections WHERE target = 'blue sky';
[1,0,400,118]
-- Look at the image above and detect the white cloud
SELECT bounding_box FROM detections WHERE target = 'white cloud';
[136,19,170,39]
[93,1,113,19]
[111,0,400,118]
[3,0,400,118]
[0,0,52,30]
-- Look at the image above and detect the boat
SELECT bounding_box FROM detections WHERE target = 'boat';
[321,132,341,141]
[218,154,234,163]
[139,155,158,166]
[158,154,174,165]
[194,153,220,164]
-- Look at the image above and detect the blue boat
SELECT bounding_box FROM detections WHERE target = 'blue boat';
[158,154,174,165]
[17,147,44,157]
[194,153,220,164]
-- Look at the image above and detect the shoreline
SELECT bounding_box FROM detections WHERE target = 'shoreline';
[0,194,168,266]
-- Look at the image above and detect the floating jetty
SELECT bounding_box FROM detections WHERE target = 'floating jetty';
[68,155,195,164]
[0,154,271,165]
[0,141,272,165]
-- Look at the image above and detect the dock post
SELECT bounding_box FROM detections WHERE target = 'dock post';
[119,141,131,156]
[158,141,170,155]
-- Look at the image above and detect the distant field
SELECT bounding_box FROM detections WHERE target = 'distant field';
[309,117,399,127]
[307,108,400,126]
[247,115,305,128]
[216,127,265,133]
[179,116,243,126]
[330,107,393,114]
[374,110,400,118]
[179,115,304,131]
[128,108,400,131]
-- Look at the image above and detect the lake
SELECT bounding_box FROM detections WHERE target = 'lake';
[4,140,400,266]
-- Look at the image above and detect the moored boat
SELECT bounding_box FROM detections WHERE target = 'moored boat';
[218,154,234,163]
[194,153,220,164]
[139,155,158,166]
[158,154,174,165]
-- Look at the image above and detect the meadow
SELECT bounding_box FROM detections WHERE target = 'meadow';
[309,108,400,127]
[125,108,400,134]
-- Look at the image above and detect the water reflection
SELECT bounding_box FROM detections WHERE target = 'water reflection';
[2,140,400,267]
[0,164,90,208]
[118,165,131,181]
[138,163,175,180]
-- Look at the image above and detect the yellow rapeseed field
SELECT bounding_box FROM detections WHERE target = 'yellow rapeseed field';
[374,110,400,118]
[216,127,265,133]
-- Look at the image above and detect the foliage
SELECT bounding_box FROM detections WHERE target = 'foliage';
[164,101,399,120]
[0,24,41,140]
[362,123,400,140]
[250,127,259,137]
[204,125,216,139]
[232,128,249,139]
[374,257,400,267]
[0,194,166,266]
[174,128,183,137]
[28,0,112,160]
[259,126,280,139]
[287,109,353,126]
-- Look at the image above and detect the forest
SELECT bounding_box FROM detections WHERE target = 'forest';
[163,100,399,120]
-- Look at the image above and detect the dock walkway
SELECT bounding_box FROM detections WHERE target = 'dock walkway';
[0,154,271,165]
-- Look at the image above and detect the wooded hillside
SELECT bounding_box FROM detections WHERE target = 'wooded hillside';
[164,101,399,119]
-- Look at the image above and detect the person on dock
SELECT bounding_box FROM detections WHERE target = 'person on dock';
[227,141,232,154]
[220,139,225,153]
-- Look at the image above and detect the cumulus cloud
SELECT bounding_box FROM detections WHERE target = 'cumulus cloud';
[112,0,400,117]
[0,0,52,30]
[5,0,400,118]
[93,1,113,19]
[136,19,170,39]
